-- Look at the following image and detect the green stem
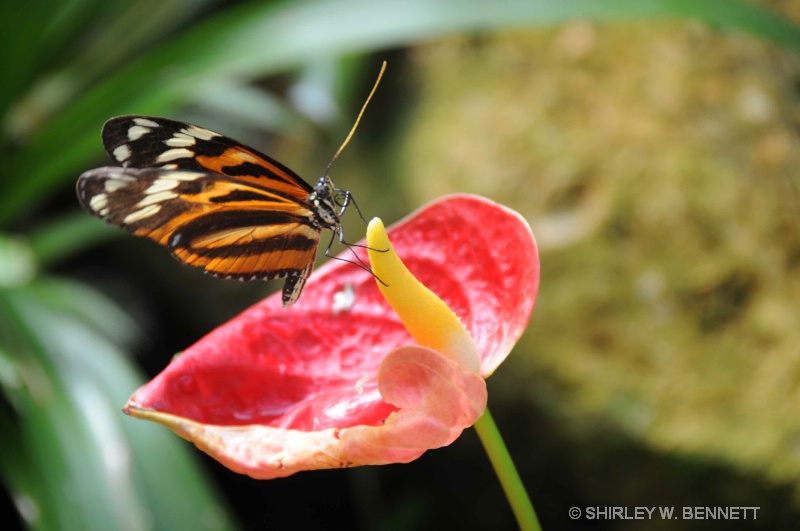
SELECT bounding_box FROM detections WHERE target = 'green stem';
[473,407,541,531]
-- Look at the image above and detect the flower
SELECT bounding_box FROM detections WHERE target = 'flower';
[124,194,539,479]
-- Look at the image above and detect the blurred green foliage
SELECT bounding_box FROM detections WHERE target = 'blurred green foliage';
[1,0,800,530]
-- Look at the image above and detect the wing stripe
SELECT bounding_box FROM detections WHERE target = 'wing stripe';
[172,210,314,233]
[172,247,317,280]
[182,231,319,255]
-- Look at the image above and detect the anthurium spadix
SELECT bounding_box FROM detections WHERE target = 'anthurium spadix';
[124,194,539,479]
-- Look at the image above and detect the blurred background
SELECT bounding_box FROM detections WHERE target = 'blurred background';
[2,1,800,529]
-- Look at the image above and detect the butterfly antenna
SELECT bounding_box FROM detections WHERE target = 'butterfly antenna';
[323,61,391,267]
[324,61,386,177]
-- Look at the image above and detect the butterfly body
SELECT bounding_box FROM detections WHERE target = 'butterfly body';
[77,115,348,306]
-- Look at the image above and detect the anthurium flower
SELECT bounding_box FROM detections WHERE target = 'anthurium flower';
[124,194,539,479]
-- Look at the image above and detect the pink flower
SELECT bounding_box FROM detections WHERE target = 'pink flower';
[124,194,539,479]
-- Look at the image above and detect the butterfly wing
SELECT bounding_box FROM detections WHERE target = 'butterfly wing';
[102,115,314,201]
[77,116,326,306]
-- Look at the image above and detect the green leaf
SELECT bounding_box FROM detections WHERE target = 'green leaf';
[2,0,798,226]
[27,213,121,268]
[0,279,236,530]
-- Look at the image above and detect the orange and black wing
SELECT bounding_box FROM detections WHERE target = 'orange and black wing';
[76,116,323,306]
[101,115,314,201]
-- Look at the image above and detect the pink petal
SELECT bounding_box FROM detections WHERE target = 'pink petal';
[125,194,537,476]
[125,345,486,479]
[341,345,487,463]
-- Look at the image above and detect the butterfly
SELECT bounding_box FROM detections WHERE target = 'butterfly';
[76,114,357,306]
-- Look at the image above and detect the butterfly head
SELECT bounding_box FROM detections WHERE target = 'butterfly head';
[309,175,343,229]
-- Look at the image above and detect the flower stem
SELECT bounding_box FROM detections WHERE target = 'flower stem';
[473,408,541,531]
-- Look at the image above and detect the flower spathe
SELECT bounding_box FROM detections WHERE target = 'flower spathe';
[123,194,539,479]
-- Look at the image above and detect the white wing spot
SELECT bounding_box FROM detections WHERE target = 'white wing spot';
[156,148,194,163]
[128,125,151,141]
[89,193,108,213]
[184,125,219,141]
[145,178,179,193]
[137,191,178,207]
[104,174,135,193]
[170,171,204,181]
[113,144,131,162]
[123,204,162,224]
[133,118,160,128]
[165,133,196,148]
[161,163,179,170]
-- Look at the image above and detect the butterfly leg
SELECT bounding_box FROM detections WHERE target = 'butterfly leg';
[334,189,369,225]
[335,190,351,216]
[347,194,369,224]
[323,227,388,287]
